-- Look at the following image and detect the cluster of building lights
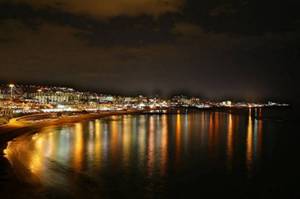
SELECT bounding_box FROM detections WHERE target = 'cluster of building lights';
[0,83,289,118]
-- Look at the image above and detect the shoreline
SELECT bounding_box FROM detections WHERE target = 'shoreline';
[0,106,292,146]
[0,110,145,188]
[0,106,293,154]
[0,106,294,193]
[0,110,144,154]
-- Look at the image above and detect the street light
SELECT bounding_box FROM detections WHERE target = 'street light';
[37,89,42,103]
[8,84,15,100]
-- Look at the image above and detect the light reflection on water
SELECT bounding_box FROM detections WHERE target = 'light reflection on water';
[4,110,267,196]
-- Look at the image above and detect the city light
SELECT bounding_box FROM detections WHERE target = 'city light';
[8,84,15,100]
[0,83,289,124]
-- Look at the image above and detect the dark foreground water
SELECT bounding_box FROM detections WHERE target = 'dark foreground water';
[1,109,299,198]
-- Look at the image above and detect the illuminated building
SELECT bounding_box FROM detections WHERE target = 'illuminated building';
[0,83,290,119]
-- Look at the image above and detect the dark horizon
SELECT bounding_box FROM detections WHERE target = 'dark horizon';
[0,0,299,105]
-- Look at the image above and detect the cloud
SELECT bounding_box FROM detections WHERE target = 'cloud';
[10,0,185,18]
[0,3,179,47]
[173,22,203,37]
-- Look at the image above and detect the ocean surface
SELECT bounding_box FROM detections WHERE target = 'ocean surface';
[1,108,299,198]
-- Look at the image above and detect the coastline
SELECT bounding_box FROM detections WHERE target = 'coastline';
[0,110,144,154]
[0,109,145,190]
[0,106,292,150]
[0,107,294,197]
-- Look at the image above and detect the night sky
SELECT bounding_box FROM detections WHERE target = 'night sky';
[0,0,299,103]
